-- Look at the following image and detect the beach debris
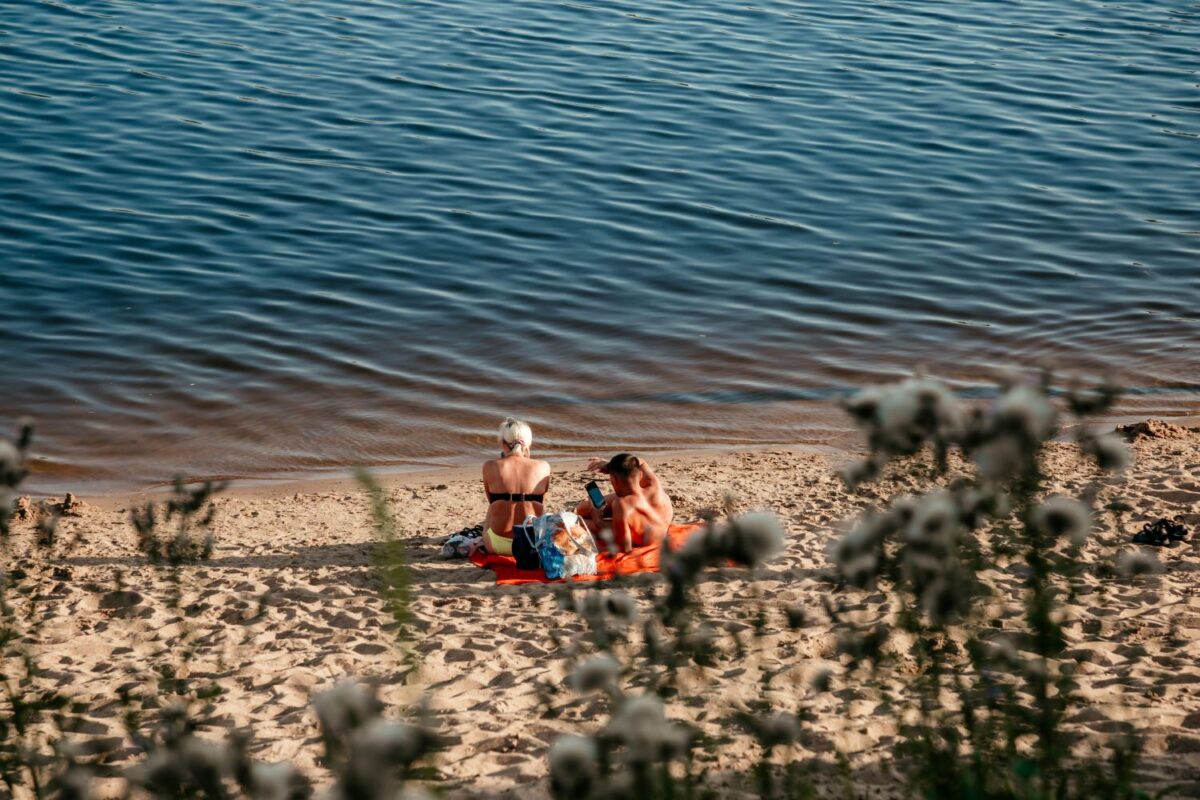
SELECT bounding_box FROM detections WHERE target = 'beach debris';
[13,494,33,520]
[1118,418,1196,441]
[14,492,90,523]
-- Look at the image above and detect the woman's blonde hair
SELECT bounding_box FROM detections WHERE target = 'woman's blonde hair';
[498,417,533,456]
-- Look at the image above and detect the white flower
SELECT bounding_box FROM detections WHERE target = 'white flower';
[604,590,637,624]
[681,623,717,657]
[548,735,598,798]
[0,440,21,479]
[127,749,184,792]
[843,386,883,423]
[759,712,802,747]
[912,378,965,439]
[726,512,784,566]
[608,695,689,761]
[313,681,379,738]
[666,526,711,576]
[839,551,879,588]
[1118,550,1162,578]
[976,436,1024,482]
[247,762,303,800]
[56,767,92,800]
[178,737,229,787]
[833,515,885,563]
[993,385,1057,442]
[1033,496,1091,546]
[570,654,620,693]
[905,492,960,553]
[810,668,833,692]
[876,386,920,448]
[838,458,878,490]
[987,637,1019,665]
[857,378,964,453]
[350,719,425,767]
[399,790,436,800]
[833,511,892,585]
[1090,433,1130,472]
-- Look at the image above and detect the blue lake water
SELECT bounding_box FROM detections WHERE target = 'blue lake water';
[3,0,1198,490]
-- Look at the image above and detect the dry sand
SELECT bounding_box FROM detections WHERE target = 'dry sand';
[6,423,1200,796]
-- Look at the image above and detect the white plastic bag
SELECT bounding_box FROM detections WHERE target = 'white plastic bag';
[534,511,598,579]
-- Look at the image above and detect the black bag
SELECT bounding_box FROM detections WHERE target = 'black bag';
[512,521,541,571]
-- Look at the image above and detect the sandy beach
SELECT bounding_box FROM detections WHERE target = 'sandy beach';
[6,422,1200,797]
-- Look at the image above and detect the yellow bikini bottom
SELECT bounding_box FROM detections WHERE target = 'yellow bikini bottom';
[486,528,513,556]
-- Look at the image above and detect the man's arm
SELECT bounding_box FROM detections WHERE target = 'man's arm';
[611,501,633,553]
[634,457,658,492]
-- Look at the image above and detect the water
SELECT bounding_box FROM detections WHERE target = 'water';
[3,0,1198,492]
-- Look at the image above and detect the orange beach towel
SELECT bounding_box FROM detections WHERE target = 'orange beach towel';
[470,523,703,585]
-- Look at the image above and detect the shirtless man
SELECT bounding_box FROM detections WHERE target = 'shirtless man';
[575,453,674,553]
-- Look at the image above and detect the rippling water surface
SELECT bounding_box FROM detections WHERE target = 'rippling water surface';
[3,0,1199,490]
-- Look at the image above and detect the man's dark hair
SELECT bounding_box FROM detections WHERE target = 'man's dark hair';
[606,453,641,479]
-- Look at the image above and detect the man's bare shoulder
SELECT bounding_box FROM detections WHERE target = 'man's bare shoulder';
[612,494,640,515]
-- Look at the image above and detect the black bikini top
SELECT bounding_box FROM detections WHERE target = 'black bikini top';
[487,491,545,504]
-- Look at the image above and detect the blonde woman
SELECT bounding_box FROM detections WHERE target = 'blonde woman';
[480,417,551,555]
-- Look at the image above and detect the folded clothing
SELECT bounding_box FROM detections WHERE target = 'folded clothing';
[470,523,703,585]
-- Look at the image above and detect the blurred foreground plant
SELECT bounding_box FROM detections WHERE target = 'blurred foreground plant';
[0,420,32,540]
[0,423,103,799]
[543,511,788,799]
[355,469,413,651]
[120,680,436,800]
[130,477,227,566]
[828,372,1152,799]
[2,433,437,799]
[542,372,1160,799]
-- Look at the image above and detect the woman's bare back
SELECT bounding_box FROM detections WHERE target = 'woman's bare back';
[482,455,551,536]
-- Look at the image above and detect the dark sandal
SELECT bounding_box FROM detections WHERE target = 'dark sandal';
[1166,516,1190,542]
[1133,517,1189,547]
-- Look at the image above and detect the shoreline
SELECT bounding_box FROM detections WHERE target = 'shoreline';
[31,408,1200,506]
[68,441,858,510]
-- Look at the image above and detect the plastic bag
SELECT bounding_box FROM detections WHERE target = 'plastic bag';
[534,511,598,579]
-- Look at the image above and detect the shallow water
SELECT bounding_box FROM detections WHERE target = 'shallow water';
[3,0,1198,491]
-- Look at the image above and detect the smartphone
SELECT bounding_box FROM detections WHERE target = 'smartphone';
[585,480,606,510]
